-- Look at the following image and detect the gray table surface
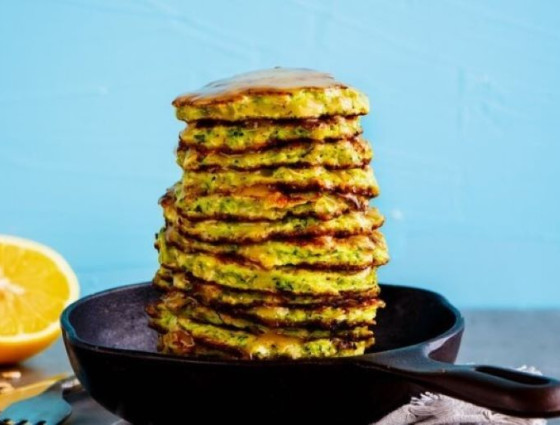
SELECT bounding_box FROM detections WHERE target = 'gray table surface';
[2,310,559,424]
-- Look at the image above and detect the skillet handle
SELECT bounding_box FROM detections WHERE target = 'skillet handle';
[356,348,560,418]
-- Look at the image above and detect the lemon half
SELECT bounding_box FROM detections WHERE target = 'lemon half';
[0,235,79,364]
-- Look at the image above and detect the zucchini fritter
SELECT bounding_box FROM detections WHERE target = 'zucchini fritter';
[162,226,389,270]
[157,233,379,296]
[150,309,373,359]
[162,201,384,243]
[182,166,379,197]
[153,269,381,308]
[169,184,367,221]
[179,116,361,152]
[177,137,372,170]
[159,291,384,329]
[173,68,369,122]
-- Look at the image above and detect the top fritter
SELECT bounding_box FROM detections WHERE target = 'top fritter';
[172,68,369,122]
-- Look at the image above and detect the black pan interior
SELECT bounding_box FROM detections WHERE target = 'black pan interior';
[65,283,459,355]
[63,283,464,425]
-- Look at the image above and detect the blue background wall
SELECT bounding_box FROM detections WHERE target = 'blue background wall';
[1,1,559,307]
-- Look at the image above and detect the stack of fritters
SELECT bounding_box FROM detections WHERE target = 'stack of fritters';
[147,68,389,359]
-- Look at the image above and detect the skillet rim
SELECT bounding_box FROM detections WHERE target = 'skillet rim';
[60,282,464,367]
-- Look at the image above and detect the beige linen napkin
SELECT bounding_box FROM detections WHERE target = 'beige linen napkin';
[375,366,546,425]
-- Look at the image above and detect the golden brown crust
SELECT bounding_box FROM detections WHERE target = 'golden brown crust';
[149,296,377,343]
[163,206,385,244]
[163,184,369,222]
[189,115,360,129]
[186,299,384,330]
[180,167,379,197]
[178,115,363,153]
[153,268,382,306]
[177,137,372,171]
[162,225,389,271]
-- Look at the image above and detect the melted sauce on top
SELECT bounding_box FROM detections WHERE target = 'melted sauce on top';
[173,68,347,106]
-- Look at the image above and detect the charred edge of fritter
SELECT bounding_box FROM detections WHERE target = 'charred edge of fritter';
[160,225,389,264]
[183,183,379,198]
[163,186,369,214]
[186,115,363,129]
[337,337,375,352]
[274,182,379,197]
[148,319,168,335]
[219,310,377,330]
[176,135,369,153]
[159,328,373,360]
[154,265,380,299]
[166,255,376,295]
[166,331,248,359]
[157,330,238,359]
[168,198,369,224]
[163,185,370,204]
[157,331,241,359]
[161,286,384,312]
[292,256,390,271]
[161,238,377,273]
[174,189,370,209]
[182,111,368,125]
[177,136,363,155]
[169,219,384,244]
[178,158,371,172]
[158,185,376,214]
[158,188,175,208]
[184,299,383,330]
[153,226,164,247]
[146,306,169,335]
[173,207,362,223]
[199,290,382,309]
[154,320,250,359]
[176,134,367,155]
[154,263,174,278]
[182,313,376,342]
[157,331,195,355]
[153,270,382,308]
[145,301,160,318]
[152,279,172,293]
[150,298,377,343]
[163,235,381,271]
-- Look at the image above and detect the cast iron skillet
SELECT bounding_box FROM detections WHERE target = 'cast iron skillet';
[61,283,560,425]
